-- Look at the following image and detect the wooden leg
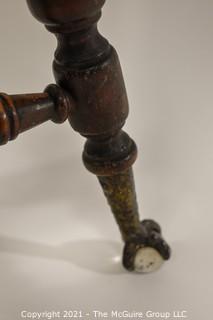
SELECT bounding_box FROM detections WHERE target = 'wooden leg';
[26,0,171,273]
[83,130,171,273]
[98,168,142,243]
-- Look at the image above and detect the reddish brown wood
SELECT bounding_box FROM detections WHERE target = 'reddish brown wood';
[27,0,133,174]
[0,0,171,272]
[0,84,74,145]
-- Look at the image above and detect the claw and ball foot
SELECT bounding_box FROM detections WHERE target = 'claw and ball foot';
[123,220,171,273]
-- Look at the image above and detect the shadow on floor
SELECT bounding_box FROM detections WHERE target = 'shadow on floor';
[0,235,126,275]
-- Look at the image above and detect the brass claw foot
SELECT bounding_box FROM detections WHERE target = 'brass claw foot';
[123,220,171,273]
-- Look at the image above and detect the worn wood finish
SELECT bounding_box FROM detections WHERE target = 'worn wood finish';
[0,0,171,272]
[0,84,73,145]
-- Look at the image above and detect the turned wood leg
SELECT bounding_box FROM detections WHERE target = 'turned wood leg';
[26,0,171,273]
[83,131,170,273]
[0,0,171,273]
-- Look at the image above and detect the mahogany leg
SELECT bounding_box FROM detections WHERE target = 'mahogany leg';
[83,130,171,273]
[25,0,171,273]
